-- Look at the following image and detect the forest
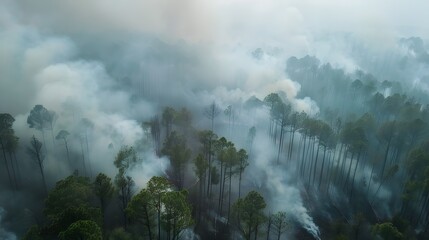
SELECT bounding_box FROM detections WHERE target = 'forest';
[2,1,429,240]
[2,52,429,239]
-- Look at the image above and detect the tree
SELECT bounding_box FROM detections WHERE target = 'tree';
[204,101,220,132]
[79,118,94,177]
[127,189,156,240]
[162,131,191,189]
[115,173,134,227]
[237,149,249,199]
[161,190,194,240]
[372,222,404,240]
[113,146,138,223]
[45,174,94,220]
[193,154,208,221]
[56,130,71,165]
[232,191,267,240]
[162,107,176,138]
[173,107,193,137]
[198,130,218,198]
[0,113,17,189]
[44,174,101,237]
[114,146,138,171]
[147,176,171,240]
[272,211,288,240]
[22,225,43,240]
[27,105,56,151]
[58,220,102,240]
[93,173,114,225]
[27,135,47,195]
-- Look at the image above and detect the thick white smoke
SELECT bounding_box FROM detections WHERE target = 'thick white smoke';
[244,118,320,239]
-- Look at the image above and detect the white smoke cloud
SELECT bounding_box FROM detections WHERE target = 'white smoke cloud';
[0,207,17,240]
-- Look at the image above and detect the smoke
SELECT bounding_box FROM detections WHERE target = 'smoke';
[2,0,429,238]
[243,122,320,239]
[0,207,17,240]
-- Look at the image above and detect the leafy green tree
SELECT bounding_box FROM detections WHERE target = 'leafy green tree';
[45,174,94,220]
[162,131,191,188]
[114,146,138,226]
[372,222,404,240]
[22,225,43,240]
[114,146,138,171]
[107,228,132,240]
[127,189,156,240]
[58,220,102,240]
[198,130,217,198]
[193,154,208,221]
[115,173,134,227]
[93,173,114,225]
[161,190,194,240]
[237,149,249,199]
[232,191,267,240]
[0,113,17,189]
[44,174,101,236]
[147,176,171,240]
[272,211,288,240]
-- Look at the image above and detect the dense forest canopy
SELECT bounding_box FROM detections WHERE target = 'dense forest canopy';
[2,1,429,240]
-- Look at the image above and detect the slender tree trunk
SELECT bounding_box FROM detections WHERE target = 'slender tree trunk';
[227,165,233,223]
[318,146,327,188]
[8,152,18,189]
[85,132,93,178]
[380,141,391,180]
[238,169,243,199]
[277,121,284,164]
[1,141,14,189]
[144,205,154,240]
[343,152,355,190]
[80,139,87,176]
[349,150,362,198]
[266,216,272,240]
[63,139,71,166]
[311,141,320,186]
[37,155,48,196]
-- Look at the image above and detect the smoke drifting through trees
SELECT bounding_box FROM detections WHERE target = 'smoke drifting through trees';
[2,0,429,239]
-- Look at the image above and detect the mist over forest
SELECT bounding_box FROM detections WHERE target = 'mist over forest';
[2,1,429,240]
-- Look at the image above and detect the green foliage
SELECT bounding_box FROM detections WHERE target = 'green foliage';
[58,220,102,240]
[193,154,208,179]
[126,189,156,239]
[93,173,114,210]
[108,228,133,240]
[22,225,43,240]
[232,191,267,239]
[45,174,93,220]
[114,146,138,171]
[372,222,404,240]
[128,176,194,239]
[161,190,194,238]
[161,131,191,187]
[272,211,288,233]
[49,206,102,235]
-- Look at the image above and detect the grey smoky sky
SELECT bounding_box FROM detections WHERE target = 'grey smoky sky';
[1,0,429,115]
